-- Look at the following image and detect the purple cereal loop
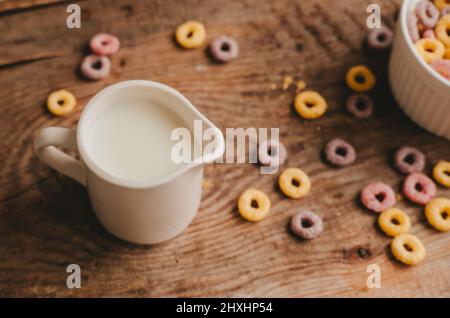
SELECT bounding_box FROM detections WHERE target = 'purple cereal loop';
[423,29,436,38]
[366,27,393,50]
[416,1,440,29]
[407,11,420,43]
[403,172,437,205]
[324,138,356,167]
[290,211,323,240]
[346,94,374,119]
[90,33,120,56]
[361,182,396,213]
[209,36,239,63]
[258,139,287,167]
[81,54,111,80]
[394,146,426,174]
[430,59,450,80]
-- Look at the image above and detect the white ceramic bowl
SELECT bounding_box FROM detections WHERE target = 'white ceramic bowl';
[389,0,450,140]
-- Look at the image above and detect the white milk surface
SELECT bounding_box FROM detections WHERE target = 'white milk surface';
[89,100,188,181]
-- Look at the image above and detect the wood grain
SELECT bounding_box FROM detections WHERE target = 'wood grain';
[0,0,449,297]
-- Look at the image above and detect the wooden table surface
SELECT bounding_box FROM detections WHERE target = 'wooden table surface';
[1,0,449,298]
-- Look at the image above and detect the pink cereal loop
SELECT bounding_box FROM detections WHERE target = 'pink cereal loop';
[258,139,287,167]
[90,33,120,56]
[403,172,437,205]
[430,59,450,80]
[423,29,436,39]
[361,182,396,213]
[407,11,420,43]
[81,54,111,80]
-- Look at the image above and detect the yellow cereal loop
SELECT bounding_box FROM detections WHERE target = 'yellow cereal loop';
[434,0,450,11]
[294,90,328,119]
[175,21,206,49]
[415,38,446,63]
[345,65,376,93]
[47,89,76,116]
[433,161,450,187]
[378,208,411,237]
[425,198,450,232]
[238,188,271,222]
[391,234,426,266]
[279,168,311,199]
[436,15,450,48]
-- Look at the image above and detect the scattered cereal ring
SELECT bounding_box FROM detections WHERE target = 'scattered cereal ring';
[258,139,287,168]
[435,0,450,11]
[360,182,396,213]
[430,58,450,79]
[294,90,327,119]
[378,208,411,237]
[416,1,440,28]
[47,89,76,116]
[433,160,450,187]
[435,15,450,47]
[237,188,271,222]
[366,27,393,50]
[425,197,450,231]
[414,38,445,63]
[394,146,426,174]
[346,65,376,93]
[80,54,111,80]
[346,94,374,119]
[408,11,420,43]
[209,36,239,63]
[324,138,356,167]
[403,172,437,205]
[391,234,426,266]
[279,168,311,199]
[423,29,436,39]
[290,211,324,240]
[90,33,120,56]
[175,21,206,49]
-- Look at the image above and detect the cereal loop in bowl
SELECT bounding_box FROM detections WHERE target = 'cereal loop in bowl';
[423,29,436,38]
[279,168,311,199]
[346,65,376,93]
[433,160,450,187]
[403,172,437,205]
[378,208,411,237]
[416,1,440,28]
[81,54,111,80]
[435,15,450,47]
[237,188,271,222]
[175,21,206,49]
[210,36,239,63]
[290,211,323,240]
[346,94,373,119]
[391,233,426,265]
[435,0,450,11]
[360,182,396,213]
[407,11,421,42]
[90,33,120,56]
[425,197,450,231]
[394,146,426,174]
[294,90,327,119]
[367,27,393,50]
[258,139,287,168]
[324,138,356,167]
[414,38,445,63]
[47,90,76,116]
[430,59,450,79]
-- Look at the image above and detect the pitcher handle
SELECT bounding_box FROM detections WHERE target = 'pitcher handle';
[34,127,86,186]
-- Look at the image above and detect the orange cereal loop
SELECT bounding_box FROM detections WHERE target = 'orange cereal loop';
[434,0,450,10]
[414,38,446,63]
[294,90,327,119]
[47,89,76,116]
[433,161,450,187]
[237,188,271,222]
[378,208,411,237]
[345,65,376,93]
[175,21,206,49]
[390,234,426,266]
[279,168,311,199]
[425,198,450,232]
[436,15,450,47]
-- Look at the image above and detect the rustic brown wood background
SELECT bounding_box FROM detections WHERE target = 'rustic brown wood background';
[1,0,449,297]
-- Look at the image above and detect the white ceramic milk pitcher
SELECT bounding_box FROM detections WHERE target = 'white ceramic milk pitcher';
[35,80,225,244]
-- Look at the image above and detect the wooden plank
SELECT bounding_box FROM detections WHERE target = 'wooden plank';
[0,0,67,13]
[0,0,449,297]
